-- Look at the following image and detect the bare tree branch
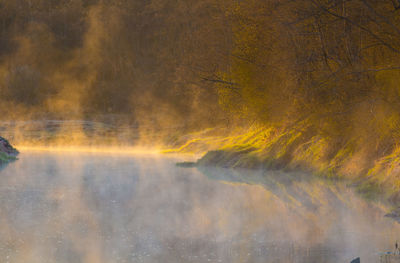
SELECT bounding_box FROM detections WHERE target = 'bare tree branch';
[313,0,400,54]
[201,77,240,88]
[360,0,400,36]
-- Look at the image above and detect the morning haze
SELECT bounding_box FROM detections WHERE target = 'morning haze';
[1,1,400,262]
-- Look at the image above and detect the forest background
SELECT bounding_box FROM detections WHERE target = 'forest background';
[2,0,400,200]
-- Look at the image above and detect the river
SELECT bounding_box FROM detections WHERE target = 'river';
[0,150,399,263]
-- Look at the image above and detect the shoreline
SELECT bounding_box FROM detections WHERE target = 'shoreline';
[0,136,18,165]
[167,126,400,211]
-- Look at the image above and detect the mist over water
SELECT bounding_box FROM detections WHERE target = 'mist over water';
[0,119,140,147]
[4,1,400,262]
[0,150,398,263]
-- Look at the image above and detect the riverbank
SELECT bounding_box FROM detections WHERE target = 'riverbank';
[164,124,400,206]
[0,136,18,165]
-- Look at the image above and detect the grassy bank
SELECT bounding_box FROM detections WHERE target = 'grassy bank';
[164,124,400,205]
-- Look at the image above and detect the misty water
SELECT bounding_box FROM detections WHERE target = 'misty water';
[0,150,400,263]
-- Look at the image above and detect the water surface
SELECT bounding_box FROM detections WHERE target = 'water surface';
[0,150,399,263]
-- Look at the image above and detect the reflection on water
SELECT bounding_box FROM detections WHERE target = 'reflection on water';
[0,151,399,263]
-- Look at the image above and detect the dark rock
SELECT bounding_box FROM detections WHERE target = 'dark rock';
[0,136,18,156]
[0,136,18,165]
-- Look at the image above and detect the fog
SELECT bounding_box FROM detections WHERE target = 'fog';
[0,0,228,140]
[2,2,400,261]
[0,151,398,263]
[2,0,400,157]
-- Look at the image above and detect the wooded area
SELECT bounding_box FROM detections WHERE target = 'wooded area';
[2,0,400,160]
